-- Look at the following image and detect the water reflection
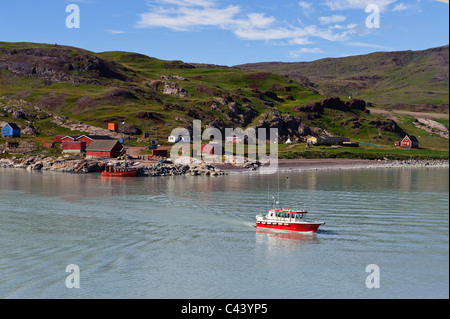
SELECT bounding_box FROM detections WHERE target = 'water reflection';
[2,167,448,203]
[255,229,319,247]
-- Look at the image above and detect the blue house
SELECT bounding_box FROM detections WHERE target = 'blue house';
[1,123,21,138]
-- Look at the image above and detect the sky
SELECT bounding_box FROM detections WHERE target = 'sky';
[0,0,448,66]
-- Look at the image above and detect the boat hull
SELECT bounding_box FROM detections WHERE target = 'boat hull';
[256,221,323,232]
[101,170,138,177]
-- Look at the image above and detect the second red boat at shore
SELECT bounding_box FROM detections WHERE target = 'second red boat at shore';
[101,166,138,177]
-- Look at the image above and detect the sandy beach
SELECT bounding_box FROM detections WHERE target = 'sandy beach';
[215,158,449,174]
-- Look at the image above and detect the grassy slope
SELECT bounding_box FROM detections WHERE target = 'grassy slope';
[237,45,449,108]
[0,42,448,159]
[0,42,320,137]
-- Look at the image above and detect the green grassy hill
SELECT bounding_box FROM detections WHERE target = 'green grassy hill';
[0,42,448,158]
[237,45,449,109]
[0,42,319,138]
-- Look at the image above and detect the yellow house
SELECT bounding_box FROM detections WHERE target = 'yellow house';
[307,137,318,145]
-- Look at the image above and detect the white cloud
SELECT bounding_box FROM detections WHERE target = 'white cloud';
[324,0,397,11]
[346,42,393,50]
[107,30,126,34]
[319,15,347,25]
[289,38,314,45]
[392,3,411,11]
[288,47,324,58]
[298,1,312,9]
[136,4,241,31]
[136,0,352,43]
[298,1,315,16]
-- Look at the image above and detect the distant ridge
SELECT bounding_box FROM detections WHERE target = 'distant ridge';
[236,45,449,107]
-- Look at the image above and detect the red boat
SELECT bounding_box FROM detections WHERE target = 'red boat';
[256,199,324,232]
[101,166,138,177]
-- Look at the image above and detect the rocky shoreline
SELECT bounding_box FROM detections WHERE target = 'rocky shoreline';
[0,155,448,176]
[0,155,226,176]
[273,158,449,173]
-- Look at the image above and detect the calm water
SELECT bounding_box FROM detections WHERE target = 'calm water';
[0,167,448,299]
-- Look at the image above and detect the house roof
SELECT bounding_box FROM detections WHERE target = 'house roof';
[86,139,122,152]
[61,135,78,140]
[404,135,419,143]
[78,135,115,140]
[3,123,20,130]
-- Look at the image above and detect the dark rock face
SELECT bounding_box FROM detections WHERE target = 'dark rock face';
[295,97,368,113]
[0,47,128,84]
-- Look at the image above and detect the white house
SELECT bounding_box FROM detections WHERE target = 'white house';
[168,135,180,143]
[168,135,191,143]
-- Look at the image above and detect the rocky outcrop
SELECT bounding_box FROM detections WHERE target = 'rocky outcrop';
[141,163,225,176]
[253,108,309,141]
[150,80,190,97]
[161,75,188,81]
[295,97,369,113]
[0,47,128,84]
[225,102,256,126]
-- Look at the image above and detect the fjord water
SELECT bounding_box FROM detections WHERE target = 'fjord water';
[0,167,448,299]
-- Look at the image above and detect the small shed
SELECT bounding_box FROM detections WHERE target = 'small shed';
[1,123,21,138]
[400,135,419,149]
[108,123,118,132]
[44,142,54,149]
[53,136,64,143]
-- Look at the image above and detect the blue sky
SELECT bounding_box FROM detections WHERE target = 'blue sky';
[0,0,448,65]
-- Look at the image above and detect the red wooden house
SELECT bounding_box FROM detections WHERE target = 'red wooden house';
[201,142,223,155]
[201,144,215,155]
[86,139,123,158]
[77,135,114,147]
[400,135,419,149]
[62,141,86,154]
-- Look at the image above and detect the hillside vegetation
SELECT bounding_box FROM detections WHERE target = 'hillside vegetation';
[0,42,448,158]
[237,45,449,109]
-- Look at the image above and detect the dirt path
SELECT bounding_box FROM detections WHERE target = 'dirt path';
[370,109,449,120]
